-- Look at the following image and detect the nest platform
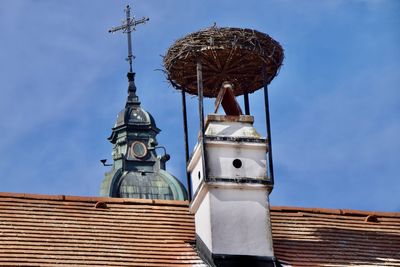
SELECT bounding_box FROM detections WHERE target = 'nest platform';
[164,26,284,98]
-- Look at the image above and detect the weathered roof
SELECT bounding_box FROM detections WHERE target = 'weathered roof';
[0,192,399,266]
[0,192,206,267]
[271,206,400,266]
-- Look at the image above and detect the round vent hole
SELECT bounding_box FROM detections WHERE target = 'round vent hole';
[233,159,242,169]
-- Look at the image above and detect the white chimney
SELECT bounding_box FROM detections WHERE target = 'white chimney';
[188,114,278,266]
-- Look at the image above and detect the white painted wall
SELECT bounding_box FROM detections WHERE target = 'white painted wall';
[188,143,203,196]
[188,140,268,197]
[209,186,273,256]
[189,114,274,257]
[193,184,274,257]
[206,141,267,179]
[195,190,213,251]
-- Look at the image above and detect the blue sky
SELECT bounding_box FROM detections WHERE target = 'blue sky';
[0,1,399,212]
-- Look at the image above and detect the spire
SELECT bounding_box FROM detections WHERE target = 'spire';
[126,72,140,107]
[108,5,149,107]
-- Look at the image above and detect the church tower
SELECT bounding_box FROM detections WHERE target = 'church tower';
[100,6,187,201]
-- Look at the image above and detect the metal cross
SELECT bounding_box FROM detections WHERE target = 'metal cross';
[109,5,149,73]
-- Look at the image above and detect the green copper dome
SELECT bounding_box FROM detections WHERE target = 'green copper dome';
[100,72,188,201]
[114,170,187,200]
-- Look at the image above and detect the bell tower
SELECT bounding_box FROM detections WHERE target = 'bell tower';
[164,26,284,266]
[100,6,187,201]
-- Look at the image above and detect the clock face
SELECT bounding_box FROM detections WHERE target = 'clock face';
[131,141,147,159]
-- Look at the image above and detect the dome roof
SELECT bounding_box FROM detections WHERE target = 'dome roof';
[111,72,159,133]
[117,170,187,200]
[114,106,158,129]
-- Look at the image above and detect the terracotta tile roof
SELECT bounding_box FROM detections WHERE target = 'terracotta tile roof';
[1,192,399,266]
[271,206,400,266]
[0,192,207,267]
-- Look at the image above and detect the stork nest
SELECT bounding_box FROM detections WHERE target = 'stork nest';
[163,26,284,97]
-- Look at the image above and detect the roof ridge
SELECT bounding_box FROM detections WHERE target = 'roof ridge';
[1,192,398,216]
[271,205,400,218]
[0,192,190,207]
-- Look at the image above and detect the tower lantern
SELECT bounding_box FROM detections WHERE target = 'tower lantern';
[164,26,284,265]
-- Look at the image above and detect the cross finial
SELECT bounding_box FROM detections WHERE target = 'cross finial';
[109,5,149,73]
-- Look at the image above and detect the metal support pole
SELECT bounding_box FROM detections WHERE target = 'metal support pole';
[181,90,192,201]
[262,64,275,187]
[263,84,275,186]
[197,59,207,183]
[244,92,250,115]
[125,6,133,73]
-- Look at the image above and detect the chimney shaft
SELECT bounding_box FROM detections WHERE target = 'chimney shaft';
[188,114,277,266]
